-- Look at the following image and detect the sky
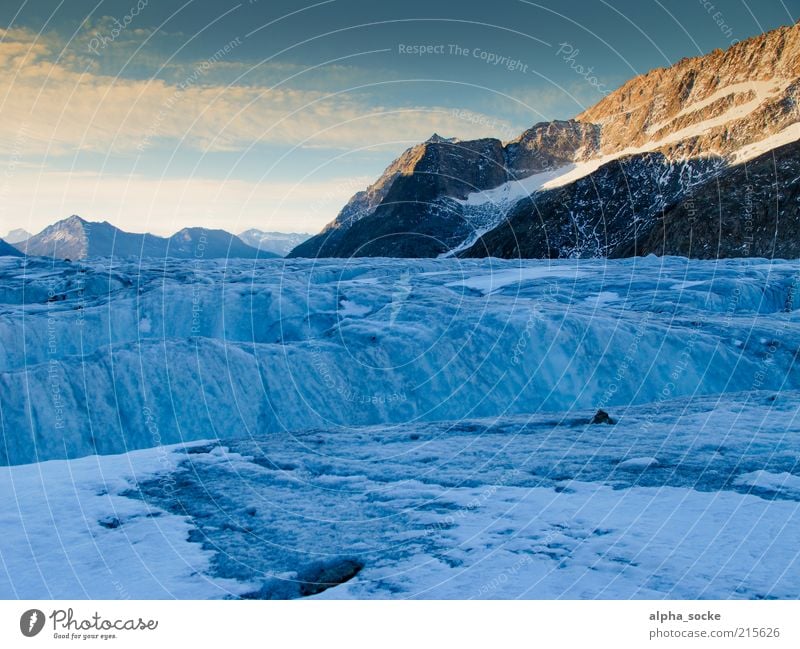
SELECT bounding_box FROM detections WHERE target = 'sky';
[0,0,798,237]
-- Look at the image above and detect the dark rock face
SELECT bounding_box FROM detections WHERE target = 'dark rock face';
[410,137,508,200]
[289,137,507,258]
[0,239,23,257]
[505,120,600,177]
[300,199,468,258]
[632,139,800,259]
[463,140,800,261]
[461,153,725,259]
[289,123,600,259]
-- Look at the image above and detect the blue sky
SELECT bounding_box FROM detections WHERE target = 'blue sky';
[0,0,797,235]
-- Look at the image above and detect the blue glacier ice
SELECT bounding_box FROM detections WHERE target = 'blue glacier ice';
[1,255,798,465]
[1,255,799,599]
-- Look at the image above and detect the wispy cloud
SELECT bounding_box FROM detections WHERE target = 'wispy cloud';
[0,26,513,156]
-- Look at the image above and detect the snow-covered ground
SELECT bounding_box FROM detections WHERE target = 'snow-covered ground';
[1,391,798,599]
[0,255,799,599]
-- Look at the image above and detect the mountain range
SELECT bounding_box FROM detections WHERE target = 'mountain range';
[237,229,312,257]
[3,229,31,244]
[8,216,279,260]
[6,23,798,263]
[289,22,800,260]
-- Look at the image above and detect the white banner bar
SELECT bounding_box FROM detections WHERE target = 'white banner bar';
[1,601,797,648]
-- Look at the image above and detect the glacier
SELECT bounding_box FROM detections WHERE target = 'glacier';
[1,255,799,466]
[1,391,799,599]
[1,255,799,599]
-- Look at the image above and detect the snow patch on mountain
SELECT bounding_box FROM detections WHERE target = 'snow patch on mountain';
[733,122,800,163]
[646,78,792,135]
[456,165,574,207]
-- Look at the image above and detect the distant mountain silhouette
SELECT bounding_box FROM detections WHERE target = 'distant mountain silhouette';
[238,229,311,257]
[0,239,23,257]
[3,229,31,244]
[18,216,276,260]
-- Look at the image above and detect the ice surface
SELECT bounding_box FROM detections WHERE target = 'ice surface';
[1,253,799,598]
[735,470,800,498]
[1,255,800,465]
[617,456,659,470]
[445,266,589,294]
[1,391,798,599]
[0,443,253,598]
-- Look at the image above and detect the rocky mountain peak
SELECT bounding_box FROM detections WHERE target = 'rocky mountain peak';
[578,21,800,159]
[4,228,32,244]
[290,20,800,261]
[426,133,458,144]
[506,119,600,176]
[18,217,269,260]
